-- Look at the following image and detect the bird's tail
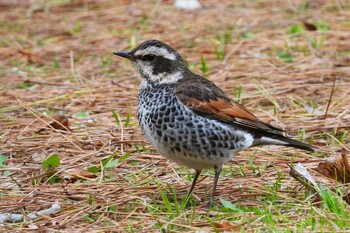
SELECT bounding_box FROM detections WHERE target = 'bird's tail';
[253,134,317,152]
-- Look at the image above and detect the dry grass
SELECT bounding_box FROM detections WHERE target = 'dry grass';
[1,0,350,232]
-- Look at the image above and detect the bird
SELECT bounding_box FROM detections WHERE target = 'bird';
[113,39,316,207]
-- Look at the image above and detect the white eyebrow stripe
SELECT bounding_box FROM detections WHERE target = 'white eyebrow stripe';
[158,71,183,84]
[134,46,176,60]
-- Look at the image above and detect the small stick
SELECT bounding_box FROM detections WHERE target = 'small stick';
[324,74,336,119]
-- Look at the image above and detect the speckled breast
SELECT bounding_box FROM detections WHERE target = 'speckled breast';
[137,82,250,170]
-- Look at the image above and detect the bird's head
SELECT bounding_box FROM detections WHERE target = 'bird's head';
[113,40,188,84]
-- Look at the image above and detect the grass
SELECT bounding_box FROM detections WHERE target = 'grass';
[1,0,350,232]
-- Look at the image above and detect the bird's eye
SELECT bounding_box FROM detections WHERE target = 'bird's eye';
[140,54,156,61]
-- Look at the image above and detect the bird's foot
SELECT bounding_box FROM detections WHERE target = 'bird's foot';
[206,198,224,209]
[184,197,204,209]
[207,199,216,208]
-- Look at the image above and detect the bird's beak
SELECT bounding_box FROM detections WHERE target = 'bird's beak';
[113,50,137,62]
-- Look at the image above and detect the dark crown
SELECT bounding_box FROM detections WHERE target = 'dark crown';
[114,40,189,84]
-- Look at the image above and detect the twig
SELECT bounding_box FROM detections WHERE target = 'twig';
[324,74,337,119]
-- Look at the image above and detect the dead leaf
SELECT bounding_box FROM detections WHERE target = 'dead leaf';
[289,163,320,193]
[63,168,97,181]
[314,152,350,183]
[213,221,239,232]
[302,20,317,31]
[48,115,71,131]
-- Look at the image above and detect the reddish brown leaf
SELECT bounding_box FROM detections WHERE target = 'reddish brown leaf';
[63,168,97,181]
[213,221,239,232]
[302,20,317,31]
[48,115,71,131]
[314,152,350,183]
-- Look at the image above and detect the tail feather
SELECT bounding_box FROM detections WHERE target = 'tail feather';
[233,122,317,152]
[254,135,317,152]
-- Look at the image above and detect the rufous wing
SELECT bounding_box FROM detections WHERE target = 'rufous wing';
[177,94,284,133]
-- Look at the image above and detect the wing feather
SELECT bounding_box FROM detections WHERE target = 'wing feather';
[175,76,284,133]
[174,75,316,151]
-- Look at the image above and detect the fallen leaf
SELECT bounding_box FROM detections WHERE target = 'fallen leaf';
[314,152,350,183]
[302,20,317,31]
[289,163,319,193]
[63,168,97,181]
[48,115,71,131]
[213,221,239,232]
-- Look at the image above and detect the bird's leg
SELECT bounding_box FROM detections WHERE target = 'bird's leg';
[208,165,222,208]
[185,169,201,200]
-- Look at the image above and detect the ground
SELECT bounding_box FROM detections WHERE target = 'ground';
[1,0,350,232]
